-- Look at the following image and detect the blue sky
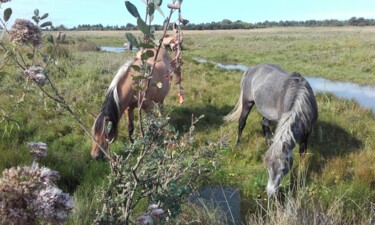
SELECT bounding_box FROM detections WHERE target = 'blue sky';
[3,0,375,28]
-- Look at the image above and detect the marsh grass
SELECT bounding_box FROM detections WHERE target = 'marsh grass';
[182,27,375,85]
[1,28,375,224]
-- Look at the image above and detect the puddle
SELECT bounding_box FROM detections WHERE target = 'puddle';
[99,46,137,53]
[190,185,242,225]
[193,58,375,113]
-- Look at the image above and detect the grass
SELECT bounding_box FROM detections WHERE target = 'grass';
[1,27,375,224]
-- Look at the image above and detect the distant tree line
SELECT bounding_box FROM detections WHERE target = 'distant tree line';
[50,17,375,31]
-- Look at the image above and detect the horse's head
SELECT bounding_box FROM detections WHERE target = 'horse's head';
[91,114,117,160]
[264,141,294,196]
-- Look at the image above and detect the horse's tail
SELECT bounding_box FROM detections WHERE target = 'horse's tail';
[224,72,245,122]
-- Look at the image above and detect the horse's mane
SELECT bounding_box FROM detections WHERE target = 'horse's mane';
[266,72,317,159]
[92,60,133,137]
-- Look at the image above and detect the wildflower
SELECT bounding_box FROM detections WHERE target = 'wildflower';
[27,141,47,159]
[136,214,153,225]
[33,186,74,224]
[0,163,74,224]
[8,19,42,47]
[24,66,47,86]
[148,204,164,219]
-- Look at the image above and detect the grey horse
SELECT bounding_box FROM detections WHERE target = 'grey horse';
[225,64,318,196]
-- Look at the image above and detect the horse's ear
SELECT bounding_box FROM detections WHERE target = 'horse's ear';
[89,112,97,119]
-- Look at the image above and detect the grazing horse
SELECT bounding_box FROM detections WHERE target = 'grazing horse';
[91,48,172,159]
[224,64,318,196]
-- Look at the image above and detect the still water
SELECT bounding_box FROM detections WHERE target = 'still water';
[99,46,138,53]
[194,58,375,113]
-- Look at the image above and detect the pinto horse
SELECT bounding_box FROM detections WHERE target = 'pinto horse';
[225,64,318,196]
[91,48,172,159]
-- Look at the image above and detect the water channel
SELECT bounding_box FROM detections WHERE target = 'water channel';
[193,58,375,113]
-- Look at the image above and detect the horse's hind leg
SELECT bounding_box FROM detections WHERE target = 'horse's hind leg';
[261,117,273,146]
[237,101,254,145]
[125,108,135,143]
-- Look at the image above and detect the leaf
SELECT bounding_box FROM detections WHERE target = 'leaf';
[125,1,140,18]
[148,3,155,16]
[131,65,141,72]
[3,8,12,22]
[26,53,34,60]
[0,71,8,76]
[138,42,154,49]
[125,32,139,47]
[40,13,49,20]
[32,15,39,24]
[132,75,145,81]
[46,34,54,44]
[137,17,149,35]
[141,50,154,61]
[34,9,39,16]
[154,0,162,6]
[40,21,52,28]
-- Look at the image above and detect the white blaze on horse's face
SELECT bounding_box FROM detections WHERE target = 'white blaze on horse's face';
[91,135,107,160]
[266,142,294,196]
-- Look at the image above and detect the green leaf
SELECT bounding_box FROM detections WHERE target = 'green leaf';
[0,71,8,76]
[40,21,52,28]
[40,13,49,20]
[125,1,140,18]
[141,50,154,61]
[46,34,54,44]
[148,3,155,16]
[132,75,146,81]
[32,15,39,24]
[34,9,39,16]
[26,53,34,60]
[125,32,139,47]
[46,45,54,54]
[154,0,162,6]
[3,8,12,22]
[130,65,141,72]
[138,43,155,49]
[137,17,149,35]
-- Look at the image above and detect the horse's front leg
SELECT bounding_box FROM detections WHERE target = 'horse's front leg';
[261,117,273,146]
[125,107,135,143]
[155,101,164,117]
[299,132,309,155]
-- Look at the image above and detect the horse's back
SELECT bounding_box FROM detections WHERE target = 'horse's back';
[134,48,172,106]
[242,64,294,120]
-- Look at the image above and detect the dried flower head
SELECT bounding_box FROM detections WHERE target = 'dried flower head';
[0,163,74,224]
[24,66,46,86]
[136,214,153,225]
[8,19,42,47]
[27,141,47,159]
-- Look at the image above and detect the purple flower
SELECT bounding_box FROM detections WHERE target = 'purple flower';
[9,19,42,47]
[24,66,46,86]
[27,141,47,159]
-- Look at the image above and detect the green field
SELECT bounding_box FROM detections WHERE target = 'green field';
[1,27,375,224]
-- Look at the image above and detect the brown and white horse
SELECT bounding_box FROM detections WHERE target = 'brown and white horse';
[91,48,172,159]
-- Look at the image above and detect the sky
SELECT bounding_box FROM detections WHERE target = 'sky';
[2,0,375,28]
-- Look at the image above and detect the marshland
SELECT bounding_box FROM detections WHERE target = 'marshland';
[1,27,375,224]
